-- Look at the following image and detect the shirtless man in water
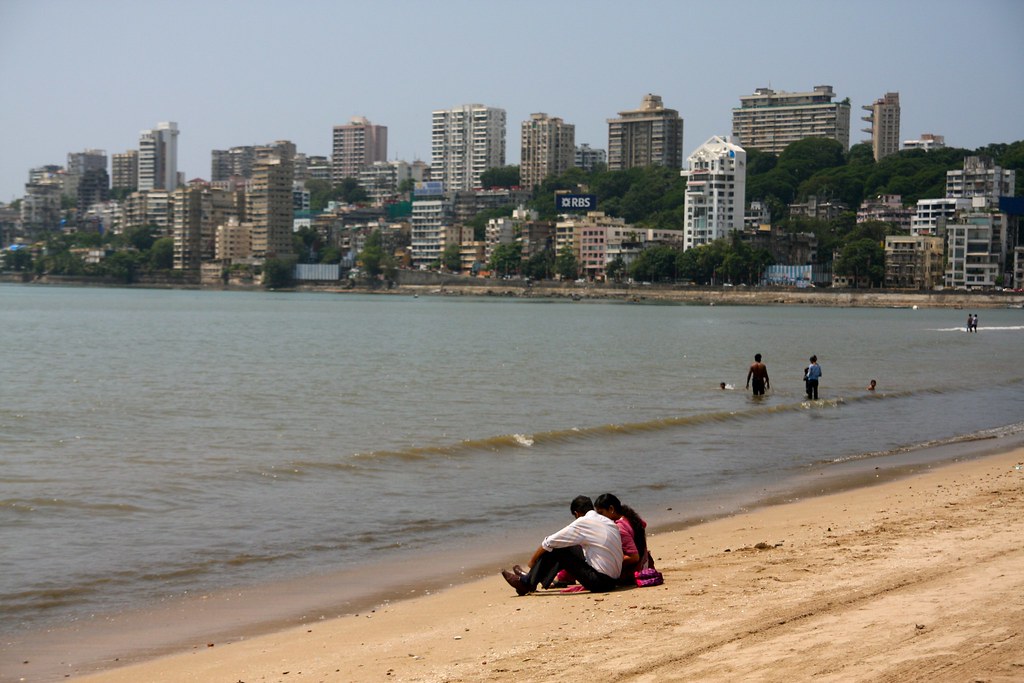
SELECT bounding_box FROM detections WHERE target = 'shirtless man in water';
[746,353,770,396]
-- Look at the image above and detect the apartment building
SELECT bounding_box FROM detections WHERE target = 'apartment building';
[411,183,451,268]
[358,160,423,206]
[858,194,912,231]
[945,210,1008,289]
[172,184,243,269]
[520,113,575,189]
[732,85,851,154]
[575,144,607,172]
[884,234,944,289]
[248,155,294,259]
[911,197,971,236]
[138,122,179,192]
[607,94,684,171]
[682,136,746,250]
[123,190,172,234]
[332,117,388,184]
[946,156,1016,201]
[66,149,107,198]
[216,216,253,261]
[431,104,506,193]
[112,150,139,192]
[903,133,945,152]
[862,92,900,161]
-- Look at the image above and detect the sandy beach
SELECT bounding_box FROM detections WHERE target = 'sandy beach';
[55,446,1024,683]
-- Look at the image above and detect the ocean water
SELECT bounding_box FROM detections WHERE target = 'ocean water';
[2,284,1023,656]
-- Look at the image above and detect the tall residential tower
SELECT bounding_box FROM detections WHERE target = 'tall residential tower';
[607,94,684,171]
[862,92,900,161]
[138,122,179,192]
[431,104,506,193]
[520,113,575,190]
[331,116,388,184]
[682,136,746,251]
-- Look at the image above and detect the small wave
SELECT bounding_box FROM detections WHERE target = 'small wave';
[0,497,147,514]
[929,325,1024,332]
[280,381,1021,470]
[818,421,1024,465]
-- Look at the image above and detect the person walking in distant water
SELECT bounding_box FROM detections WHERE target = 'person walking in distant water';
[746,353,770,396]
[805,355,822,399]
[971,313,979,333]
[867,379,877,391]
[967,313,973,333]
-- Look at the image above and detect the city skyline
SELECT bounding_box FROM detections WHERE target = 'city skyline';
[2,0,1023,202]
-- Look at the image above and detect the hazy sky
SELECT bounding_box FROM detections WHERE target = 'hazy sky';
[2,0,1023,202]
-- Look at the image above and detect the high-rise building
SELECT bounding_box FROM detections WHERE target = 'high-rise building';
[431,104,506,193]
[332,117,388,184]
[138,122,179,192]
[862,92,900,161]
[248,152,294,259]
[172,183,243,269]
[732,85,851,154]
[66,149,107,197]
[607,94,684,171]
[520,113,575,189]
[682,136,747,250]
[575,144,607,172]
[112,150,139,192]
[945,156,1015,201]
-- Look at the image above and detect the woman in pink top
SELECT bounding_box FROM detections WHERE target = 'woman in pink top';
[595,492,651,583]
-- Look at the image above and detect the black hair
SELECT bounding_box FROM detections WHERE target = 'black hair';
[570,495,594,515]
[754,353,762,361]
[594,493,647,561]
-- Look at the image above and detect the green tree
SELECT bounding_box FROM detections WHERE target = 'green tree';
[123,225,156,251]
[834,238,885,287]
[359,231,385,277]
[605,255,626,283]
[3,247,33,271]
[441,242,462,272]
[489,242,522,276]
[262,257,296,289]
[628,245,680,283]
[479,166,520,188]
[150,237,174,270]
[554,245,579,280]
[100,251,141,283]
[522,249,554,280]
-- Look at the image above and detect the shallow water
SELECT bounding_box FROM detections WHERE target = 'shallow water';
[2,284,1022,642]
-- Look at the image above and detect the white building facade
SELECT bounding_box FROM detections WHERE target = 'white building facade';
[682,136,746,250]
[138,122,179,192]
[431,104,506,193]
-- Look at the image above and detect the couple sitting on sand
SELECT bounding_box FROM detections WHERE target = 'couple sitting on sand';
[501,493,651,596]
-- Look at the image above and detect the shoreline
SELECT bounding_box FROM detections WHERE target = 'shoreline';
[4,275,1024,309]
[7,435,1022,682]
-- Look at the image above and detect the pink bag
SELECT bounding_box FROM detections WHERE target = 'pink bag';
[634,567,664,587]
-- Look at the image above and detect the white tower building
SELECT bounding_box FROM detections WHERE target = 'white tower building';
[682,136,746,250]
[431,104,506,193]
[138,122,179,192]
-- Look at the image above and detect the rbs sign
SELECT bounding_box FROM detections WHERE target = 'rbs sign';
[556,194,597,212]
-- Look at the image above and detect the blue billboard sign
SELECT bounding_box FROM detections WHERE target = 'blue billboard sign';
[555,194,597,212]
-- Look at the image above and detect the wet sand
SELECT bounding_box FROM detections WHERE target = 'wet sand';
[58,446,1024,683]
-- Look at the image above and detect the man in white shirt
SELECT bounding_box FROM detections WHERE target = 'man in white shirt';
[502,495,623,595]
